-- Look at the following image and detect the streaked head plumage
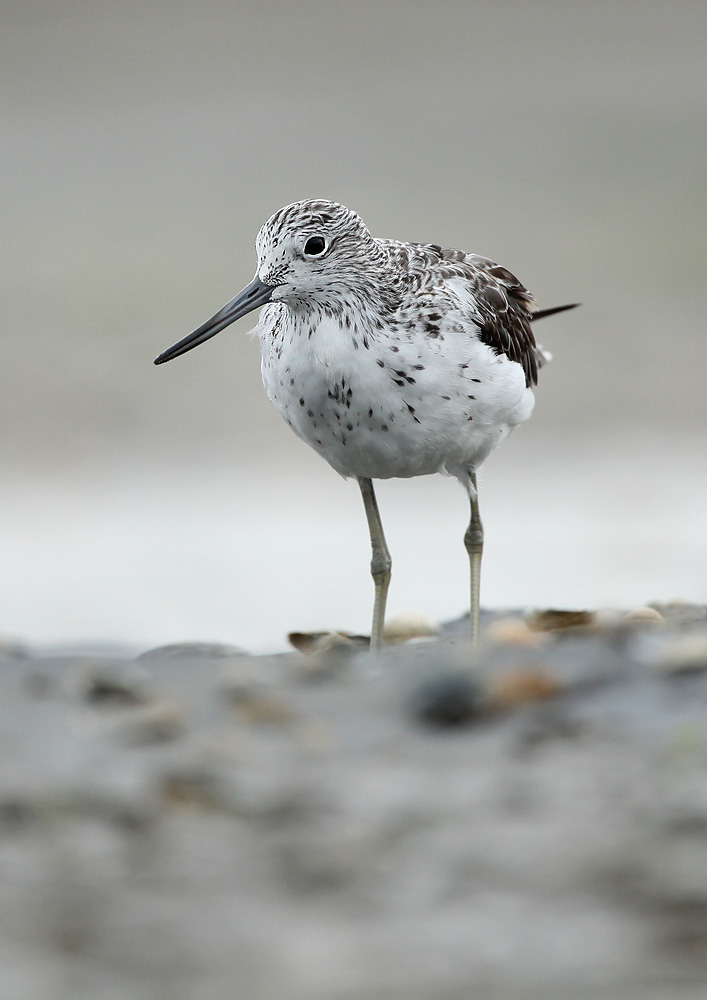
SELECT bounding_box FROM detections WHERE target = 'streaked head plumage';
[255,199,377,304]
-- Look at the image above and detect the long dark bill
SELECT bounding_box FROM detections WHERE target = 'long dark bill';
[154,275,274,365]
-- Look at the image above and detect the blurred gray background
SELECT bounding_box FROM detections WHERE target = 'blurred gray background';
[2,0,705,650]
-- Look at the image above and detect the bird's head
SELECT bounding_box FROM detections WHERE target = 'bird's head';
[154,199,378,365]
[255,199,374,305]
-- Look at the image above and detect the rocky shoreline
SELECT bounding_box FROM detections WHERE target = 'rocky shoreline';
[2,604,707,999]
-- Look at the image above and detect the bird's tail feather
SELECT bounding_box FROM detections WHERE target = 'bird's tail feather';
[531,303,580,322]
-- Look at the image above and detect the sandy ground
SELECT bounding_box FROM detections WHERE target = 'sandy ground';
[2,605,707,999]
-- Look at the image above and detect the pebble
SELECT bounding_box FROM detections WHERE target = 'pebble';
[160,767,226,811]
[656,630,707,675]
[138,641,247,660]
[382,613,439,643]
[485,616,547,646]
[408,671,485,728]
[288,630,368,653]
[623,606,665,623]
[489,668,562,708]
[292,632,363,680]
[71,661,151,706]
[526,608,595,632]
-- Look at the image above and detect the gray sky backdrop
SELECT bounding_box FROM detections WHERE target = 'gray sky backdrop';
[2,0,705,648]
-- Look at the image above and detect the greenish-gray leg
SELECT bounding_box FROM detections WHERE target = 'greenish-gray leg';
[463,473,483,648]
[358,477,392,652]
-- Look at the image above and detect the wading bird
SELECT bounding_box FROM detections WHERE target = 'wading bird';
[155,200,576,650]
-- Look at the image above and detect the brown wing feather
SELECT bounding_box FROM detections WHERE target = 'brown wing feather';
[449,251,539,388]
[392,242,573,388]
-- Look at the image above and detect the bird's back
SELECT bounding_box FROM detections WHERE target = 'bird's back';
[383,240,546,387]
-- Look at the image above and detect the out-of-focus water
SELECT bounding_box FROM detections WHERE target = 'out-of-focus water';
[3,431,705,652]
[2,1,705,647]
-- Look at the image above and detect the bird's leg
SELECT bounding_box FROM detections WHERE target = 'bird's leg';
[464,472,483,648]
[358,477,392,653]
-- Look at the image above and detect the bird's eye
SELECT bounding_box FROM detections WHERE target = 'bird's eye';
[304,236,327,257]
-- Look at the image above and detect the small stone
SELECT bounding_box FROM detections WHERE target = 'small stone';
[72,661,151,706]
[485,617,546,646]
[382,613,439,643]
[138,641,247,660]
[623,606,665,623]
[657,630,707,675]
[160,768,225,810]
[308,632,362,656]
[409,672,485,728]
[288,630,369,653]
[288,631,326,653]
[489,668,562,709]
[526,609,595,632]
[294,632,362,680]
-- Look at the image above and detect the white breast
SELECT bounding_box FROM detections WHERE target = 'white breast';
[257,305,535,483]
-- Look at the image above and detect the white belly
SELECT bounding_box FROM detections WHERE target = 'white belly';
[259,310,534,482]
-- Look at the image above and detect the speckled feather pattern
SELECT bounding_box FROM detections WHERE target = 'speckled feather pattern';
[247,200,547,493]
